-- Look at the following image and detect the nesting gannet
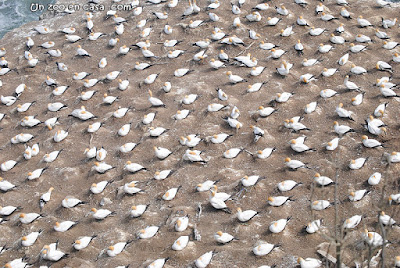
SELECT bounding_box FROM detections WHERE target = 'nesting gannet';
[91,208,114,220]
[0,178,16,192]
[163,186,181,201]
[173,110,190,120]
[1,160,19,172]
[362,136,382,148]
[311,200,332,210]
[130,204,148,218]
[88,122,102,133]
[184,150,207,163]
[21,229,43,247]
[290,139,315,153]
[149,127,167,137]
[349,43,366,54]
[90,180,111,194]
[93,162,114,173]
[314,173,333,186]
[379,211,396,226]
[27,167,47,181]
[269,217,291,233]
[368,172,382,186]
[306,219,322,234]
[349,189,369,202]
[73,235,96,251]
[172,235,189,251]
[19,212,42,224]
[298,257,322,268]
[356,34,372,43]
[54,220,78,232]
[363,229,385,247]
[253,243,279,256]
[123,181,143,195]
[175,216,189,232]
[278,180,301,192]
[139,226,159,239]
[62,197,85,208]
[280,26,294,37]
[318,43,333,53]
[342,215,362,229]
[268,196,292,207]
[118,123,131,137]
[113,107,131,118]
[0,205,20,216]
[285,158,308,170]
[148,90,165,107]
[349,157,368,169]
[357,16,373,27]
[123,158,146,172]
[214,231,237,244]
[4,257,30,268]
[209,191,229,211]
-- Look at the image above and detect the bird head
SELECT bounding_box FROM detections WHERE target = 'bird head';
[91,208,97,213]
[19,213,25,218]
[216,231,223,236]
[108,246,115,251]
[268,197,274,202]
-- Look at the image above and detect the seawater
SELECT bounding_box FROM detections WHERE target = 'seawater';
[0,0,55,39]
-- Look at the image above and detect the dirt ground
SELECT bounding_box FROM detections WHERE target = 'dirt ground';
[0,0,400,267]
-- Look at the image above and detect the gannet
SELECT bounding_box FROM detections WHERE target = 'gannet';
[21,229,42,247]
[379,211,396,226]
[306,219,322,234]
[172,235,189,251]
[175,68,193,77]
[124,161,146,173]
[311,200,332,210]
[356,34,372,43]
[253,243,279,256]
[91,208,114,220]
[62,197,85,208]
[368,172,382,186]
[318,43,333,53]
[357,15,373,27]
[278,180,301,192]
[362,136,382,148]
[349,189,369,202]
[173,110,190,120]
[73,235,96,251]
[123,181,143,195]
[88,122,102,133]
[349,43,367,53]
[130,204,148,218]
[0,205,20,216]
[269,217,291,233]
[149,127,167,137]
[19,212,42,224]
[113,106,131,118]
[0,177,16,192]
[214,231,236,244]
[93,162,114,173]
[54,220,78,232]
[280,26,294,37]
[382,18,397,28]
[27,168,47,181]
[362,229,385,247]
[349,157,368,169]
[268,196,292,206]
[298,257,322,268]
[107,241,132,257]
[1,160,19,172]
[139,226,159,239]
